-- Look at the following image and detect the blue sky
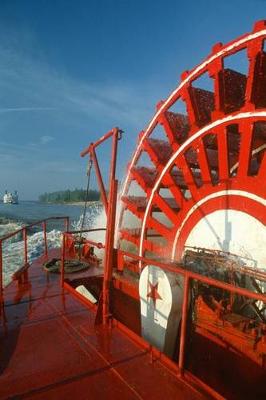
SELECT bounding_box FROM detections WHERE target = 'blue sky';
[0,0,265,199]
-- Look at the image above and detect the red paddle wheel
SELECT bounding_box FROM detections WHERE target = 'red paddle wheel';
[78,21,266,399]
[118,21,266,269]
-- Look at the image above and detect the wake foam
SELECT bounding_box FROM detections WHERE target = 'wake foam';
[1,203,103,287]
[2,229,62,287]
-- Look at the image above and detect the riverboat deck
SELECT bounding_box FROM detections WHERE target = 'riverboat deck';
[0,250,208,400]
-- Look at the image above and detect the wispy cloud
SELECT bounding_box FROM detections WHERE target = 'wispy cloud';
[0,107,55,114]
[40,135,54,145]
[0,26,162,198]
[0,37,158,131]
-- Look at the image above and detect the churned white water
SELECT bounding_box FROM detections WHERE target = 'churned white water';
[2,229,61,286]
[0,201,102,287]
[1,197,138,287]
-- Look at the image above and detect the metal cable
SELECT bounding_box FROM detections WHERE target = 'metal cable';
[80,157,93,232]
[77,157,93,259]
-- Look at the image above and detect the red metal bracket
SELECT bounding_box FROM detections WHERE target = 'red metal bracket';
[81,127,122,215]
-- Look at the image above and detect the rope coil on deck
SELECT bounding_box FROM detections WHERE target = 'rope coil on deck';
[43,258,91,273]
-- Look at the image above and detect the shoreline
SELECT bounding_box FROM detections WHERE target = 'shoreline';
[40,200,102,207]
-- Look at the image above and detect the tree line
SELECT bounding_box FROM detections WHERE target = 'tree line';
[39,188,101,203]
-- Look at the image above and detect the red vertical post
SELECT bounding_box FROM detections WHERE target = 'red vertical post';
[102,179,118,325]
[81,127,121,324]
[91,148,109,214]
[102,128,120,324]
[23,228,28,265]
[117,250,124,272]
[23,228,28,283]
[178,274,190,375]
[0,240,3,316]
[109,128,119,188]
[61,233,66,287]
[43,221,48,258]
[65,217,70,232]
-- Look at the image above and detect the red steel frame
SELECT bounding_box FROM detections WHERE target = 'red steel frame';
[0,242,3,321]
[80,127,121,215]
[102,178,118,324]
[81,127,121,324]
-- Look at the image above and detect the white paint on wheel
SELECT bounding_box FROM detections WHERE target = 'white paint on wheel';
[184,210,266,269]
[139,265,184,357]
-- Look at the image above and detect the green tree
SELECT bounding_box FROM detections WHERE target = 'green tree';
[38,188,101,203]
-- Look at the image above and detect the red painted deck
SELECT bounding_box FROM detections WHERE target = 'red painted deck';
[0,251,209,400]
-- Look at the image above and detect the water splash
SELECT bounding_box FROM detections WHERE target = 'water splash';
[1,203,103,287]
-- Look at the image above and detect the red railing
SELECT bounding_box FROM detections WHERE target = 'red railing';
[59,234,266,398]
[117,250,266,376]
[0,216,69,312]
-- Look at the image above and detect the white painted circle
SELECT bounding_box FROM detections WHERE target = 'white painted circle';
[184,210,266,269]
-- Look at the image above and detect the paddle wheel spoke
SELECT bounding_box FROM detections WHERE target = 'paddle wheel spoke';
[196,140,213,185]
[176,156,201,200]
[153,192,179,224]
[161,171,185,206]
[146,215,173,239]
[159,110,190,147]
[237,123,253,177]
[216,126,229,182]
[118,21,266,273]
[258,151,266,178]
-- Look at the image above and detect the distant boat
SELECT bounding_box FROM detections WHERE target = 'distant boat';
[3,190,19,204]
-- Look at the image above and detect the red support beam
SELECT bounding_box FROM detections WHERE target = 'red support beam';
[65,216,70,232]
[80,128,115,156]
[178,274,190,375]
[43,221,48,258]
[109,128,119,194]
[81,127,121,216]
[61,233,66,288]
[80,127,121,324]
[23,228,28,271]
[103,179,118,325]
[22,228,29,283]
[0,240,3,319]
[91,148,108,214]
